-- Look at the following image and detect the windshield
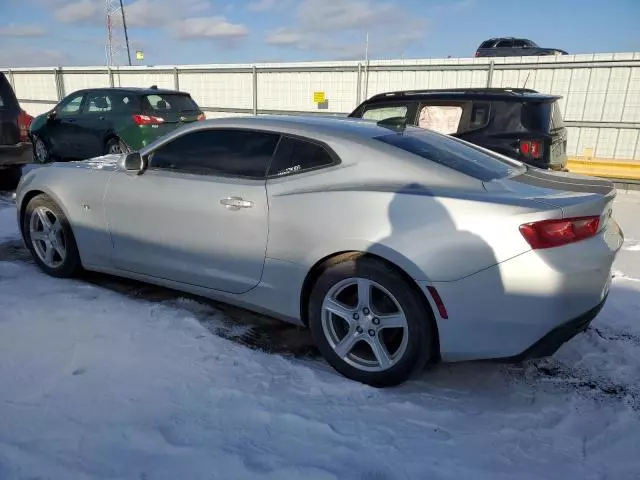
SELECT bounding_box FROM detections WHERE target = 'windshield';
[143,94,199,113]
[375,128,522,181]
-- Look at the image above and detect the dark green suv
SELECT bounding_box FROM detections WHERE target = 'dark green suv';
[29,87,205,163]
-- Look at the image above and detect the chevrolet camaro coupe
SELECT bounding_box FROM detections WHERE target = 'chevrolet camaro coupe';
[15,115,623,387]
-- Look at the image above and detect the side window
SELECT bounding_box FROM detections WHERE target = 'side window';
[58,93,85,116]
[84,92,112,113]
[268,136,336,177]
[479,40,495,49]
[496,39,514,48]
[468,102,491,131]
[512,39,527,48]
[149,129,280,178]
[362,104,408,122]
[417,104,463,135]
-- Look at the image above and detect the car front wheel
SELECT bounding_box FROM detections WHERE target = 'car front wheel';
[308,255,436,387]
[23,194,81,278]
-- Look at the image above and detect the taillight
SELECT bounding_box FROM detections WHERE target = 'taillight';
[520,140,543,159]
[197,113,206,121]
[17,110,33,142]
[132,114,165,125]
[519,216,601,249]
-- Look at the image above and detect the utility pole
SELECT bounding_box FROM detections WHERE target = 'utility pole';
[119,0,132,66]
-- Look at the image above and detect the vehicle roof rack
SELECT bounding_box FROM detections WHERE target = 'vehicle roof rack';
[368,87,539,101]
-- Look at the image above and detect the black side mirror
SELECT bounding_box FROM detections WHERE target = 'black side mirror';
[47,110,57,120]
[121,152,148,175]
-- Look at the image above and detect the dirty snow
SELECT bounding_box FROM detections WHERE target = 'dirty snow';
[1,191,640,480]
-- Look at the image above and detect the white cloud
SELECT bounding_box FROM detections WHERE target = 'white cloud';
[266,28,304,46]
[171,16,248,40]
[54,0,101,24]
[0,24,46,37]
[0,47,69,68]
[266,0,427,60]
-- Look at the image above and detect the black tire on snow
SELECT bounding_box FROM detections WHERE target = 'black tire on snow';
[308,255,436,387]
[22,193,82,278]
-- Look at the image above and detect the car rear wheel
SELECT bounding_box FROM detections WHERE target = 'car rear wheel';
[23,194,81,278]
[33,135,51,164]
[106,137,125,155]
[308,256,435,387]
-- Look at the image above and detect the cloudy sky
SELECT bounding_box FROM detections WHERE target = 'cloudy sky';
[0,0,638,67]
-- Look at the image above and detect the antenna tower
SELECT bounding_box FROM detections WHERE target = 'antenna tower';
[105,0,132,67]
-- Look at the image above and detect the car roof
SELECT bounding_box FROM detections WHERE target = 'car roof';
[142,115,410,151]
[73,87,191,96]
[364,88,561,103]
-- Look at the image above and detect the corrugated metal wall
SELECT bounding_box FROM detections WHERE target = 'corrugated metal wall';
[3,52,640,161]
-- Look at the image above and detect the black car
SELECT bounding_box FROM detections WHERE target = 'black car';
[349,88,568,171]
[475,38,568,57]
[0,72,33,190]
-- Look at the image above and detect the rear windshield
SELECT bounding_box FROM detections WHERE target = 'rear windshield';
[521,101,564,132]
[375,128,521,182]
[479,40,494,49]
[143,94,199,113]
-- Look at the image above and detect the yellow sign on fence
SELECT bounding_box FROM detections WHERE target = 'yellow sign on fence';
[136,50,144,61]
[313,91,326,103]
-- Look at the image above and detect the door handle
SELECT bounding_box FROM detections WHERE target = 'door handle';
[220,196,253,210]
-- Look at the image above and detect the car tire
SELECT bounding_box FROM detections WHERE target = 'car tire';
[32,135,52,164]
[308,255,436,387]
[105,137,125,155]
[23,194,82,278]
[0,165,23,191]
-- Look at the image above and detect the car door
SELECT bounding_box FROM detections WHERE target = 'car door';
[45,91,86,159]
[77,90,115,158]
[494,39,515,57]
[104,127,281,294]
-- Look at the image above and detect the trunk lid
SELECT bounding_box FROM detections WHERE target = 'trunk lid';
[484,167,616,219]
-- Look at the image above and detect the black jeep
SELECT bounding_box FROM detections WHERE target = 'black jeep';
[349,88,568,171]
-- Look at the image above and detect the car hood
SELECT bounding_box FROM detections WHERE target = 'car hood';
[65,154,123,172]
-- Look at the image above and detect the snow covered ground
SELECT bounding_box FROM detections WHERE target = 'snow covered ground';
[1,190,639,480]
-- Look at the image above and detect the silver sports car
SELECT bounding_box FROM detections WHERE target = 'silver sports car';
[15,115,624,387]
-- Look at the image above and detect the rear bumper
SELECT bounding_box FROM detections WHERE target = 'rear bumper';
[501,295,607,362]
[0,142,32,167]
[424,217,622,362]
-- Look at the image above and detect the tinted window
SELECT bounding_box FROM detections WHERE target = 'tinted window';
[521,102,562,132]
[85,92,112,113]
[58,93,84,116]
[150,129,280,178]
[362,105,408,122]
[144,94,199,113]
[496,40,513,48]
[269,136,336,177]
[468,102,491,130]
[512,39,527,48]
[479,40,494,49]
[375,128,519,181]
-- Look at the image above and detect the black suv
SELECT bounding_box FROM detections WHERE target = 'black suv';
[349,88,568,171]
[0,72,33,190]
[475,38,568,57]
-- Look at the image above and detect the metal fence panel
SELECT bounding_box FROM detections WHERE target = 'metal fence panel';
[3,54,640,161]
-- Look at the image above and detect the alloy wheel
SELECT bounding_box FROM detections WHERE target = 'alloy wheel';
[29,206,67,269]
[34,136,49,163]
[321,277,409,372]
